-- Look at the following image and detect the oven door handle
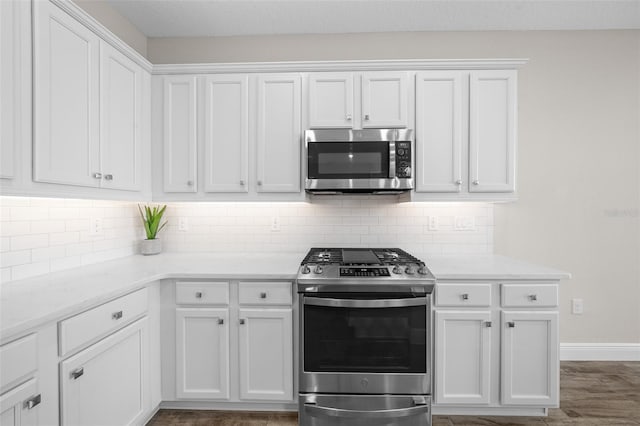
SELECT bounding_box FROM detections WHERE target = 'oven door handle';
[303,296,427,308]
[304,398,429,419]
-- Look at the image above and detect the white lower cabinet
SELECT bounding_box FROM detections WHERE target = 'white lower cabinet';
[501,311,559,406]
[238,309,293,401]
[175,308,229,399]
[0,379,39,426]
[434,310,491,405]
[59,317,148,426]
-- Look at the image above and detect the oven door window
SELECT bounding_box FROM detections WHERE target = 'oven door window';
[304,301,426,373]
[308,142,389,179]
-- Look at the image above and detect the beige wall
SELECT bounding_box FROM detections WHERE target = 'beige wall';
[74,0,147,57]
[148,30,640,344]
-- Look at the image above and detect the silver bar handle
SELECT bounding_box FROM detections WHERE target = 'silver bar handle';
[529,294,538,301]
[104,174,113,181]
[508,321,516,328]
[304,296,427,309]
[23,394,41,410]
[388,141,396,179]
[218,318,224,325]
[260,292,267,299]
[485,321,492,327]
[112,311,123,320]
[239,319,245,325]
[71,367,84,380]
[304,400,429,419]
[92,172,102,179]
[195,292,203,299]
[462,293,469,300]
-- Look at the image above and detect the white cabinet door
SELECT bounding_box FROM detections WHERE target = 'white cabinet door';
[0,0,16,180]
[501,311,559,406]
[361,72,409,128]
[33,0,100,187]
[256,74,301,193]
[238,308,293,401]
[469,70,517,193]
[203,75,249,193]
[163,76,197,192]
[0,378,40,426]
[99,41,142,191]
[175,308,229,400]
[308,72,354,128]
[435,310,492,405]
[415,71,464,192]
[60,318,148,426]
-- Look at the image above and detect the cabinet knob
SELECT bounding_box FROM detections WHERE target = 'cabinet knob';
[507,321,516,328]
[218,318,224,325]
[104,174,113,181]
[93,172,102,179]
[461,293,469,300]
[455,179,462,185]
[240,180,245,186]
[195,292,203,299]
[239,319,245,325]
[257,180,262,186]
[529,294,538,301]
[112,311,123,320]
[472,180,480,185]
[23,394,41,410]
[346,114,352,121]
[71,367,84,380]
[485,321,492,328]
[260,292,267,299]
[364,114,370,121]
[187,180,193,186]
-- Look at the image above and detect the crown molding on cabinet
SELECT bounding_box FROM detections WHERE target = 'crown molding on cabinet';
[51,0,153,73]
[152,59,529,75]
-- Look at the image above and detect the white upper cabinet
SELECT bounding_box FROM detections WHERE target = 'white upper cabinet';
[308,71,409,129]
[33,0,101,187]
[99,41,143,191]
[163,76,197,193]
[361,72,409,128]
[308,72,354,128]
[256,74,301,193]
[203,74,249,193]
[469,70,517,193]
[0,0,16,180]
[415,71,464,193]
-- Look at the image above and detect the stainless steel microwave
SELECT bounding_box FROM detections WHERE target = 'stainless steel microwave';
[305,129,414,194]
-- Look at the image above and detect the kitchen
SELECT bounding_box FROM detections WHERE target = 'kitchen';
[0,0,639,425]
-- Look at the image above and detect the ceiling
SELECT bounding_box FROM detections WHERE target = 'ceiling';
[106,0,640,38]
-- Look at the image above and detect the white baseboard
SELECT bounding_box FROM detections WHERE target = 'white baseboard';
[560,343,640,361]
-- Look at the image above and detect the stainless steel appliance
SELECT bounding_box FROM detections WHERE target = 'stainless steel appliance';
[297,248,435,426]
[305,129,413,194]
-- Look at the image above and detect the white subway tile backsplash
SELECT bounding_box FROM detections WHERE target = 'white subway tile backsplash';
[11,260,50,281]
[11,234,50,250]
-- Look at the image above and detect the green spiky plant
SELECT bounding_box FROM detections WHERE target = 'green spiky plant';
[138,204,168,240]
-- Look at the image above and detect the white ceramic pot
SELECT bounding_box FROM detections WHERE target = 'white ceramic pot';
[140,238,162,255]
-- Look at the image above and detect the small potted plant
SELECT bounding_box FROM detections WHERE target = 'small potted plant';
[138,204,167,255]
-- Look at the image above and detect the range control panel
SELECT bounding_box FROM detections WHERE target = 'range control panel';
[340,267,392,277]
[395,142,412,178]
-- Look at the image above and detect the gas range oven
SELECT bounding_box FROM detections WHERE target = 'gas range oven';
[296,248,435,426]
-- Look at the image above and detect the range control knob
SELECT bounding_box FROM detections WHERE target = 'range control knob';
[405,266,416,275]
[301,265,311,274]
[314,265,323,274]
[392,265,403,274]
[418,266,428,275]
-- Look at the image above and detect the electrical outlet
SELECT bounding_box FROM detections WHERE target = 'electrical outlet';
[89,217,103,236]
[572,298,584,314]
[178,217,189,232]
[454,216,475,231]
[270,216,281,232]
[428,216,439,231]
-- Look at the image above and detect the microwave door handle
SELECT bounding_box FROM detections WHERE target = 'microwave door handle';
[303,400,429,420]
[389,141,396,178]
[303,297,427,308]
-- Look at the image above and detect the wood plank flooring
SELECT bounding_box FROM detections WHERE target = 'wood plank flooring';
[147,361,640,425]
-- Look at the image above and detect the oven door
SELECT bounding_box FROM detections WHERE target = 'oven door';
[307,140,393,179]
[300,294,430,394]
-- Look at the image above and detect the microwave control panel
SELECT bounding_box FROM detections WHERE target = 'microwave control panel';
[395,142,412,178]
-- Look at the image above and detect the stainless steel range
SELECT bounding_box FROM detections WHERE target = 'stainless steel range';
[297,248,435,426]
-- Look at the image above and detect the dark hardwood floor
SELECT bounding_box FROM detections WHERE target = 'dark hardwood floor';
[147,361,640,425]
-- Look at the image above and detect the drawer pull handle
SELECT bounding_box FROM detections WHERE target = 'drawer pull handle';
[529,294,538,301]
[260,292,267,299]
[461,293,469,300]
[239,319,245,325]
[507,321,516,328]
[196,292,203,299]
[23,394,41,410]
[218,318,224,325]
[485,321,492,328]
[112,311,123,320]
[71,367,84,380]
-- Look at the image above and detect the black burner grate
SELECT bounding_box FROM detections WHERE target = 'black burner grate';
[301,248,424,266]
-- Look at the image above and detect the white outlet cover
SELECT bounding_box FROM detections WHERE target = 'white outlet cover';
[271,216,281,232]
[428,216,439,231]
[89,217,103,236]
[454,216,475,231]
[178,217,189,232]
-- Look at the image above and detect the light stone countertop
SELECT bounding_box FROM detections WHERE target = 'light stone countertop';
[0,252,570,342]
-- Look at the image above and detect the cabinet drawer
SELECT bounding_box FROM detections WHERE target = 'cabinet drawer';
[436,283,492,307]
[239,282,292,306]
[59,287,148,356]
[501,284,558,307]
[0,334,37,391]
[176,281,229,305]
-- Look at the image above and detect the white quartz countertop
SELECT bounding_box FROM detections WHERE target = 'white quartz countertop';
[0,252,569,342]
